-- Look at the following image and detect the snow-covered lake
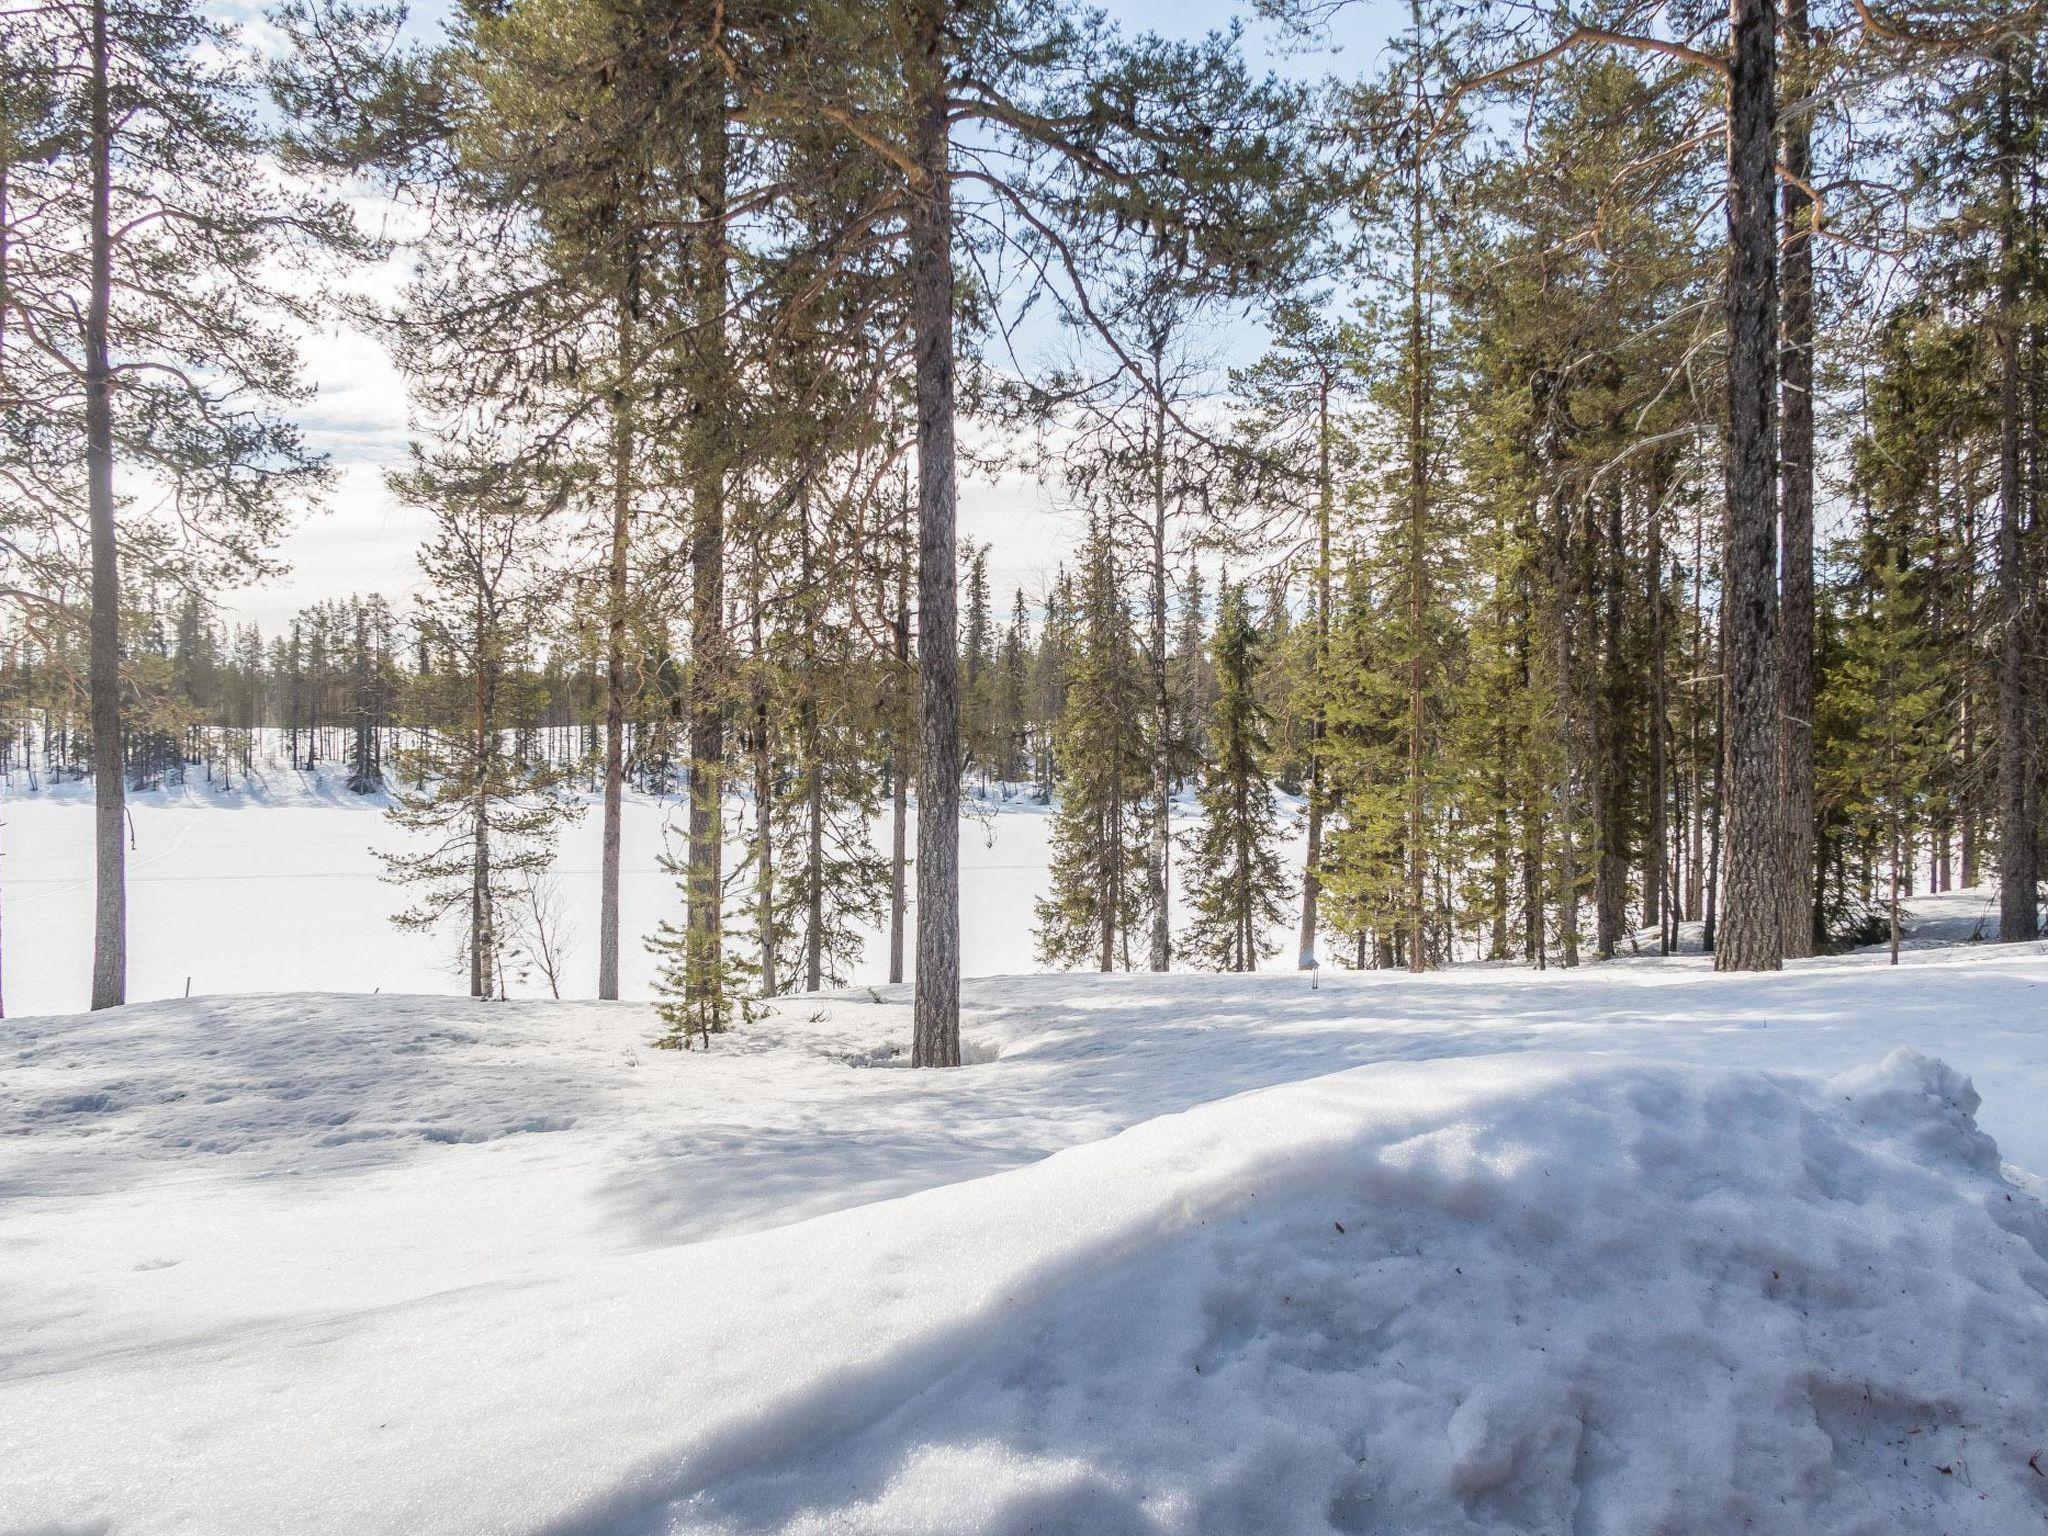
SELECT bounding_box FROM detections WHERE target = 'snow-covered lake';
[1,764,1102,1016]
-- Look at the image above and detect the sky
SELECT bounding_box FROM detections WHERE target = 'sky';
[215,0,1401,636]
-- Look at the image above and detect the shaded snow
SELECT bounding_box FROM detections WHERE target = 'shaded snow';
[4,949,2048,1533]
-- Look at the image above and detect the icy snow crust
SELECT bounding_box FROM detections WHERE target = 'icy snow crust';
[5,963,2048,1533]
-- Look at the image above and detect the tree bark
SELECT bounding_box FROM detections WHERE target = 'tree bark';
[889,500,911,985]
[1713,0,1785,971]
[471,611,493,1001]
[801,490,824,993]
[1554,535,1582,970]
[1648,477,1670,951]
[909,0,961,1066]
[1298,376,1332,969]
[1404,16,1430,974]
[599,283,633,1001]
[1594,482,1627,958]
[750,563,776,997]
[1995,52,2040,942]
[685,88,730,1020]
[1146,347,1172,973]
[87,0,124,1011]
[1777,0,1817,958]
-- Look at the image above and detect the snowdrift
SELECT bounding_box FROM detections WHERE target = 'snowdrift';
[5,994,2047,1535]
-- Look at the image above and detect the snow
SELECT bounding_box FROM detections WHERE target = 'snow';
[7,767,2048,1531]
[0,763,1098,1017]
[6,928,2048,1532]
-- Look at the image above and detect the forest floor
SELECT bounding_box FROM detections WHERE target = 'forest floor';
[5,908,2048,1535]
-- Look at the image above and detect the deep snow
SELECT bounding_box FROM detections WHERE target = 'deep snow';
[5,942,2048,1533]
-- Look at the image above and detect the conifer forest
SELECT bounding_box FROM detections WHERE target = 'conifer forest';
[3,0,2044,1057]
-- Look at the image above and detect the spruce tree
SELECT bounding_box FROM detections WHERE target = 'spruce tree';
[1034,516,1154,971]
[1181,581,1292,972]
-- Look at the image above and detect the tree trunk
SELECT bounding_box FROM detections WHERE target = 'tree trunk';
[1146,352,1172,973]
[1554,568,1581,970]
[1961,497,1981,888]
[685,89,730,1022]
[751,570,776,997]
[599,285,633,1000]
[1648,480,1670,953]
[1594,482,1626,958]
[909,0,961,1067]
[1404,21,1430,974]
[889,505,911,985]
[1686,513,1705,919]
[1714,0,1785,971]
[1704,607,1726,953]
[1777,0,1817,959]
[87,0,124,1011]
[1995,54,2040,942]
[804,701,824,992]
[1888,806,1901,966]
[471,628,493,1001]
[1299,377,1332,969]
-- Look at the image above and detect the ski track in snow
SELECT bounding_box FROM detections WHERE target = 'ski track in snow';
[2,776,2047,1533]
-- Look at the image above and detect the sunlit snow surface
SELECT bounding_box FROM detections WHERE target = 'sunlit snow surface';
[4,772,2048,1533]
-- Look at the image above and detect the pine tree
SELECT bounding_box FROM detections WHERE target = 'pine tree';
[773,0,1312,1062]
[379,462,582,999]
[3,0,369,1006]
[1181,581,1292,972]
[1168,563,1215,781]
[1035,516,1154,971]
[1228,305,1370,969]
[1826,515,1945,964]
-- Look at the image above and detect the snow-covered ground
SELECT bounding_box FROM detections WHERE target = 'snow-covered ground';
[6,928,2048,1533]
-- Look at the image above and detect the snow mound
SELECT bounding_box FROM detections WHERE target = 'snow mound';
[7,1033,2046,1535]
[653,1053,2048,1536]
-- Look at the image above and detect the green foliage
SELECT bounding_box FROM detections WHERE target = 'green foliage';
[1034,516,1155,970]
[378,471,584,998]
[1180,582,1292,971]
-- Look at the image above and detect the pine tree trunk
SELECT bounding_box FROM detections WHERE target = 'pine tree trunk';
[87,0,124,1011]
[1704,608,1726,953]
[1888,807,1901,966]
[1517,552,1544,964]
[471,632,492,1001]
[1686,516,1705,919]
[889,525,911,986]
[686,91,729,1019]
[1146,370,1172,973]
[1100,784,1119,973]
[1777,0,1818,958]
[1594,483,1626,958]
[1961,501,1981,888]
[599,290,633,1001]
[1404,31,1430,974]
[751,573,776,997]
[1714,0,1785,972]
[1554,566,1581,969]
[1995,54,2040,942]
[803,706,823,991]
[1648,486,1670,954]
[909,0,961,1067]
[1298,379,1331,969]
